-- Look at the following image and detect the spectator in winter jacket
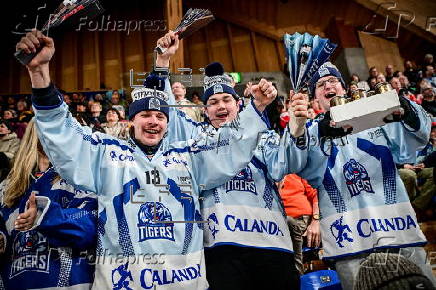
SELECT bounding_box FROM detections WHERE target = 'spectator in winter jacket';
[279,174,320,274]
[0,120,20,164]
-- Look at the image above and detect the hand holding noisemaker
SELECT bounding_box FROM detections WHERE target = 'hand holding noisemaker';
[14,0,104,65]
[155,8,214,54]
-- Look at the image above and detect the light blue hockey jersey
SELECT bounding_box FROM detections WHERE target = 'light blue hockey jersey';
[32,86,268,290]
[164,77,306,253]
[297,101,431,259]
[0,168,97,290]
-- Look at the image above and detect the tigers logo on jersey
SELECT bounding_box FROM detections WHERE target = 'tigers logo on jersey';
[225,166,257,195]
[343,159,374,197]
[137,202,175,242]
[10,231,50,278]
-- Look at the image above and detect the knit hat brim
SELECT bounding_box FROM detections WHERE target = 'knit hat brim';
[202,82,238,103]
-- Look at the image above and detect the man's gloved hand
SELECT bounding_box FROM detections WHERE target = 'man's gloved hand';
[318,111,352,138]
[383,96,420,130]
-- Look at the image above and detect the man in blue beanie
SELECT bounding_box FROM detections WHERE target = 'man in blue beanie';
[298,62,436,289]
[126,76,171,155]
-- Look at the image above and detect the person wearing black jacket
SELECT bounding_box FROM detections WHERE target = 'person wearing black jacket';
[421,86,436,116]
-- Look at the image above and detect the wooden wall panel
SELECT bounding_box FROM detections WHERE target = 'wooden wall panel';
[0,58,11,94]
[80,31,99,90]
[19,65,31,93]
[185,28,208,71]
[165,0,184,72]
[358,32,404,73]
[10,58,20,94]
[101,31,122,90]
[207,21,233,71]
[59,32,78,91]
[139,0,165,73]
[229,25,256,72]
[120,0,145,85]
[122,30,144,89]
[256,35,280,72]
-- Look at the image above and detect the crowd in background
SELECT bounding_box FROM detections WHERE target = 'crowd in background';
[0,89,131,180]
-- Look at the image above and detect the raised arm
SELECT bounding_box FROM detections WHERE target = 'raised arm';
[155,31,204,142]
[187,80,277,190]
[17,30,53,89]
[17,30,108,193]
[259,92,311,181]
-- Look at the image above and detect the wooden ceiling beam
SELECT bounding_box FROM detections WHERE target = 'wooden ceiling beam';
[352,0,436,45]
[215,14,325,42]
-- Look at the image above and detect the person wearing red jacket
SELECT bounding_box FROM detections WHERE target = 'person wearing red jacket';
[279,173,321,274]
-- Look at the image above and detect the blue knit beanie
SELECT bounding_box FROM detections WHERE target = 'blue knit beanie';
[202,62,238,103]
[128,74,170,120]
[308,62,346,96]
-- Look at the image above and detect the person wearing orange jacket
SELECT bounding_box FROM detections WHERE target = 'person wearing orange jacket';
[279,173,321,274]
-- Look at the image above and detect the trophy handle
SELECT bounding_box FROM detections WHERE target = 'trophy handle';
[383,112,403,123]
[154,31,181,55]
[14,47,42,66]
[297,87,309,94]
[155,45,167,55]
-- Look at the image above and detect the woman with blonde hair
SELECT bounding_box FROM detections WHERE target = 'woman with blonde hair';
[0,119,97,289]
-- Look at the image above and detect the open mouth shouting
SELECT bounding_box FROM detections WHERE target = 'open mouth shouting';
[215,111,229,120]
[325,92,337,99]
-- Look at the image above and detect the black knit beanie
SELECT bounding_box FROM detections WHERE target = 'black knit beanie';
[353,253,435,290]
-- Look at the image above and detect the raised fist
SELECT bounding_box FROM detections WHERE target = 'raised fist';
[250,79,277,112]
[288,91,309,137]
[16,29,55,71]
[156,31,179,59]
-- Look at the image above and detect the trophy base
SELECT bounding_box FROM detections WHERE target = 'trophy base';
[330,90,401,134]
